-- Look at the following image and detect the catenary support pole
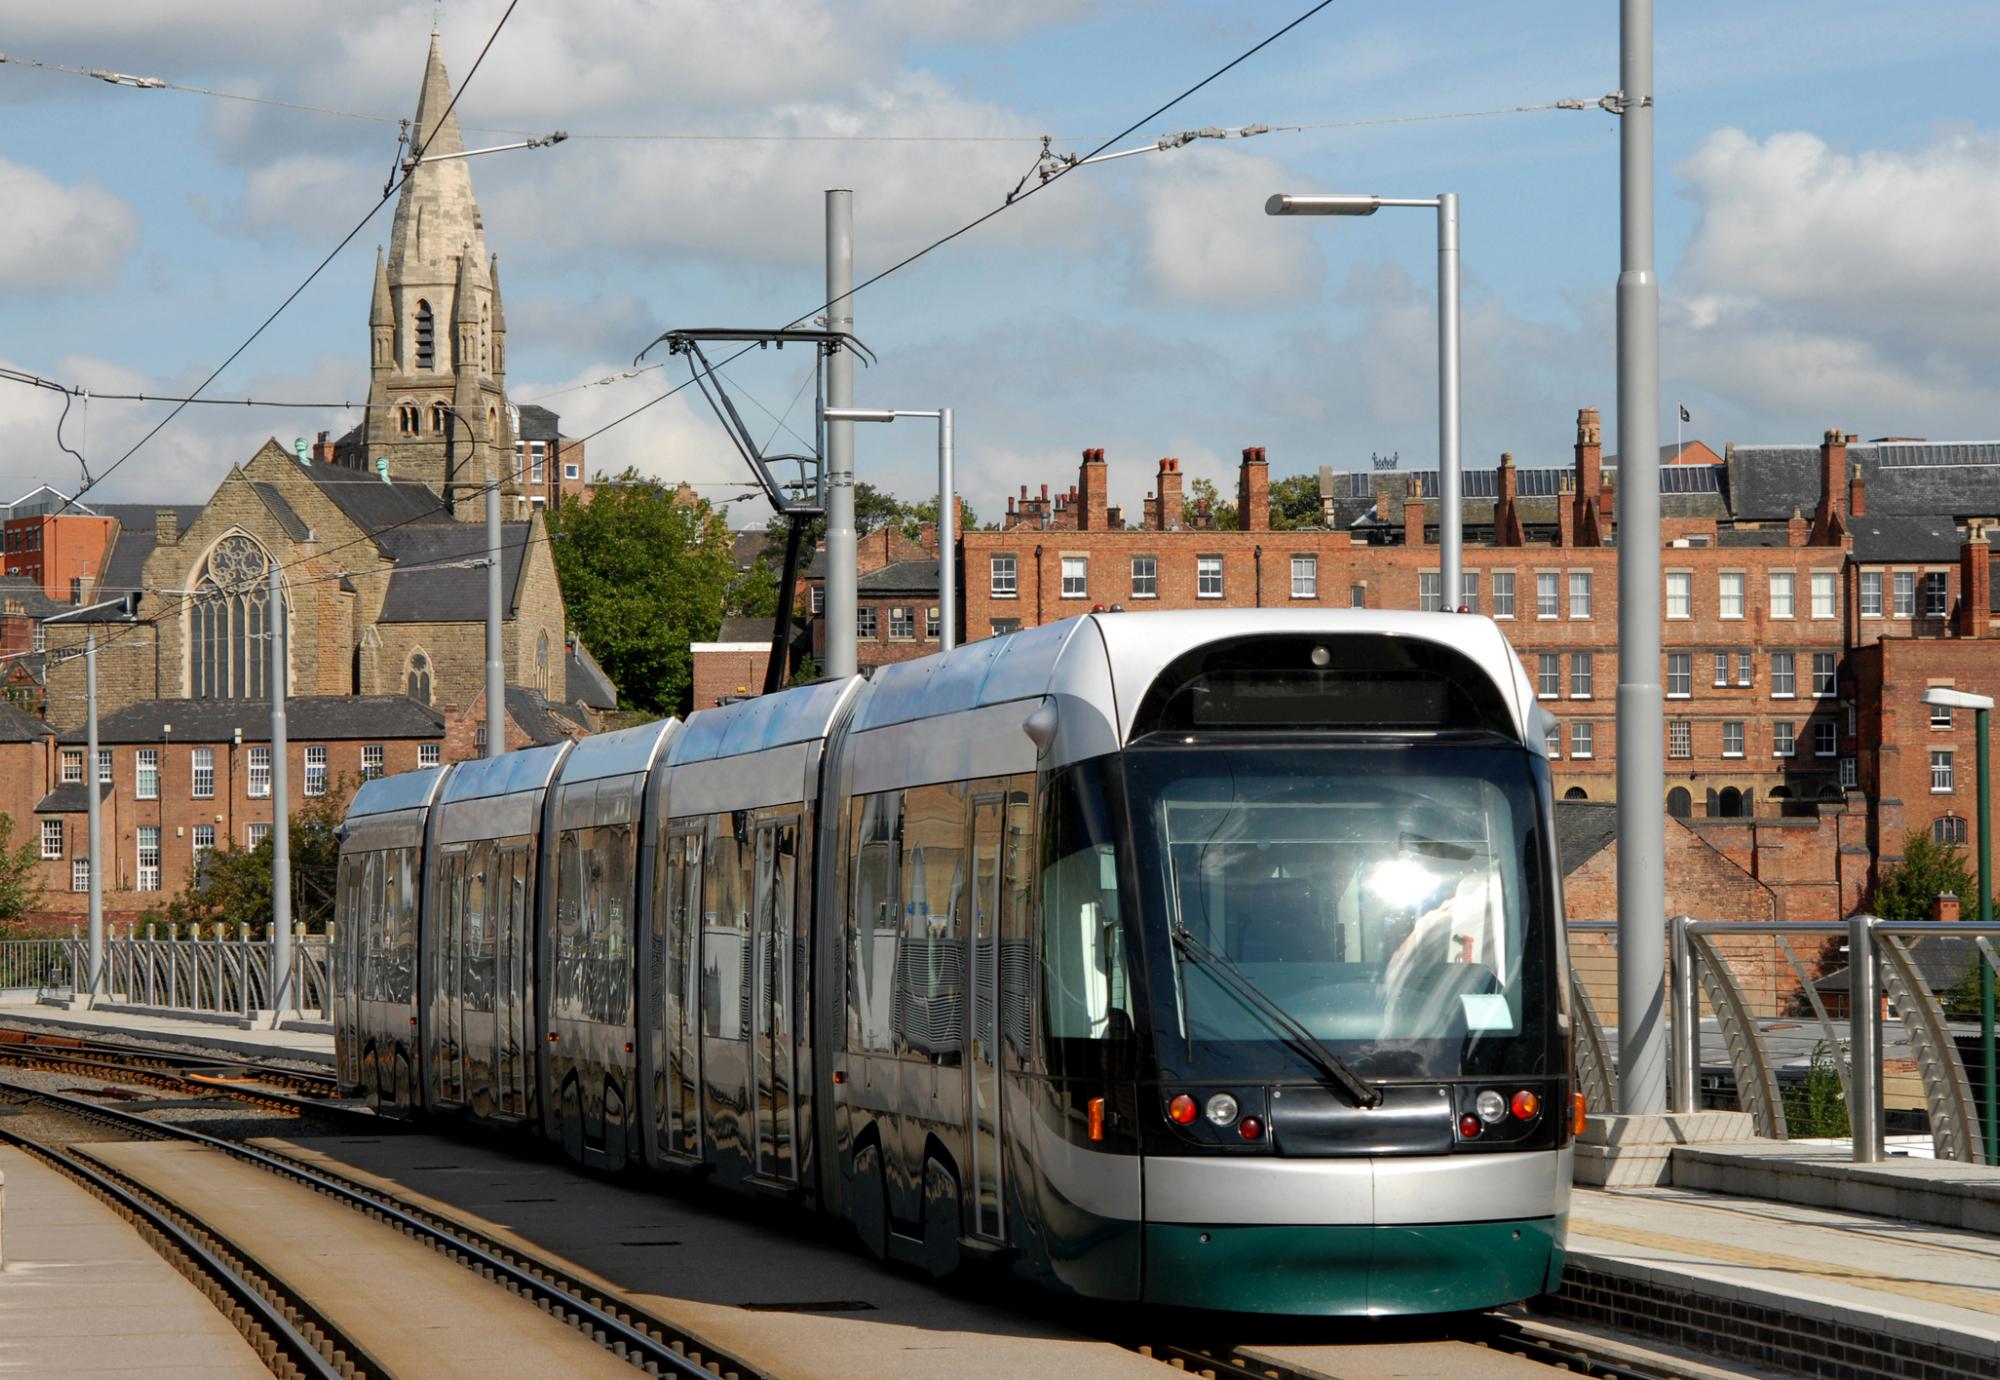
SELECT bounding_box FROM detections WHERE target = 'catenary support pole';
[84,631,104,1000]
[938,407,956,652]
[1615,0,1667,1114]
[1980,704,1995,1164]
[268,563,293,1021]
[824,189,857,679]
[1436,193,1462,609]
[486,451,505,760]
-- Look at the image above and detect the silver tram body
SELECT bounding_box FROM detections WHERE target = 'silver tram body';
[336,610,1572,1314]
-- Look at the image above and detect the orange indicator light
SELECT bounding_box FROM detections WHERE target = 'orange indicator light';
[1088,1096,1106,1142]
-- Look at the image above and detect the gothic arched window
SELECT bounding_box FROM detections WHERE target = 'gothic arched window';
[1935,814,1969,847]
[415,299,435,370]
[431,402,448,434]
[398,403,418,436]
[189,534,273,699]
[406,649,433,705]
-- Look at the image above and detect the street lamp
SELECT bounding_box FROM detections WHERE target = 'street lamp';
[1925,684,1996,1164]
[1265,192,1462,608]
[822,406,957,652]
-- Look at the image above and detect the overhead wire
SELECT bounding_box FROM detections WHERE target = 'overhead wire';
[54,0,523,513]
[0,368,363,411]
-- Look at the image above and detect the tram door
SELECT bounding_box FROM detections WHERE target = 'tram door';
[459,842,494,1113]
[432,847,467,1106]
[657,828,703,1159]
[966,797,1006,1241]
[753,818,799,1183]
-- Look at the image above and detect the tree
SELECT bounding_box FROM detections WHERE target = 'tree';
[549,469,737,714]
[1267,473,1325,530]
[0,813,45,936]
[724,551,780,621]
[1869,829,1978,923]
[1182,477,1237,531]
[899,496,981,545]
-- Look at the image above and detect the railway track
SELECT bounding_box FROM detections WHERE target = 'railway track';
[0,1077,763,1380]
[0,1026,352,1120]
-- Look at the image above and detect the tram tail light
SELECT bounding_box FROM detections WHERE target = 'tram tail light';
[1572,1093,1587,1136]
[1511,1090,1541,1121]
[1458,1113,1482,1140]
[1167,1093,1198,1125]
[1238,1116,1263,1142]
[1088,1096,1105,1142]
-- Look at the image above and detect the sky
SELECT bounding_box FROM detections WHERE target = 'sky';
[1,1,1996,529]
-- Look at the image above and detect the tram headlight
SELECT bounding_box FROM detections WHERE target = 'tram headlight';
[1204,1092,1240,1126]
[1474,1089,1508,1125]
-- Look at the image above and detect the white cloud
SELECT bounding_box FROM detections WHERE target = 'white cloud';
[1668,125,2000,434]
[0,158,139,293]
[1136,148,1322,306]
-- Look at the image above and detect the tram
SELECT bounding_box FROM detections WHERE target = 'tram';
[334,610,1574,1314]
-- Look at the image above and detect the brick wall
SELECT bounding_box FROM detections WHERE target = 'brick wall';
[691,645,773,710]
[1853,634,2000,873]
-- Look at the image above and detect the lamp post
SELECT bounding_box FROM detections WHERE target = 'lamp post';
[1265,192,1461,607]
[1926,685,1996,1164]
[822,406,957,652]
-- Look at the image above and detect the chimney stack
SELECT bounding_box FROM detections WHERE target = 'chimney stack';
[1237,446,1270,532]
[1962,537,1992,638]
[1849,460,1867,519]
[1493,452,1526,547]
[1403,496,1426,549]
[1078,448,1108,530]
[1154,458,1183,532]
[1572,407,1605,546]
[155,509,179,546]
[1555,474,1575,547]
[1811,427,1850,544]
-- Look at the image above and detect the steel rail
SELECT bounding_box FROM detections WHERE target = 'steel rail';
[0,1046,361,1123]
[0,1025,340,1096]
[0,1077,755,1380]
[0,1117,374,1380]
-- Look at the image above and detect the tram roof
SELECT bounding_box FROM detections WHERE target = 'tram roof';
[666,675,861,765]
[859,609,1539,746]
[438,739,572,805]
[345,763,449,819]
[553,714,678,787]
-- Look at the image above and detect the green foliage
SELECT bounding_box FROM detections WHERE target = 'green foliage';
[899,496,980,544]
[152,791,346,936]
[0,812,45,935]
[724,551,779,621]
[756,480,910,565]
[1267,473,1326,530]
[1869,829,1978,923]
[787,654,820,688]
[1182,477,1237,531]
[1781,1041,1851,1138]
[550,469,737,714]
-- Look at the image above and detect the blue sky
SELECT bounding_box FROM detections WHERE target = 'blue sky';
[1,1,1995,527]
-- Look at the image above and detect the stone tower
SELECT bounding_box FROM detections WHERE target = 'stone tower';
[360,30,514,515]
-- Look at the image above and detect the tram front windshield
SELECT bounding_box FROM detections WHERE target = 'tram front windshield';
[1118,741,1554,1081]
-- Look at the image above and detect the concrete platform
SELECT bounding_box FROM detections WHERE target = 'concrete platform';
[1673,1136,2000,1234]
[0,1146,268,1379]
[263,1131,1174,1380]
[1558,1182,2000,1378]
[0,1000,333,1064]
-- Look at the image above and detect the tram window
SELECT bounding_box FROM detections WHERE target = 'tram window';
[464,844,491,1014]
[1000,784,1037,1064]
[554,829,587,1022]
[596,824,632,1024]
[900,783,968,1063]
[703,816,751,1040]
[385,848,413,1005]
[847,791,903,1054]
[1039,766,1136,1078]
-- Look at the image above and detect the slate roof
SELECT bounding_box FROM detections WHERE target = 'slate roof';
[56,696,444,744]
[730,529,769,570]
[0,576,66,618]
[717,617,776,643]
[516,403,562,442]
[1850,515,1964,563]
[1729,441,2000,522]
[1714,528,1794,548]
[304,460,455,537]
[1815,934,1980,995]
[858,559,940,596]
[0,700,52,742]
[36,782,111,814]
[250,482,313,543]
[374,523,532,623]
[565,638,618,709]
[504,685,580,746]
[66,505,205,621]
[1556,801,1620,875]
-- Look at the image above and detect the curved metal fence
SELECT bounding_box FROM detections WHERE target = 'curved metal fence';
[35,923,331,1024]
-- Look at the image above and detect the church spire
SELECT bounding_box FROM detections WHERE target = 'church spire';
[411,29,465,159]
[370,245,392,327]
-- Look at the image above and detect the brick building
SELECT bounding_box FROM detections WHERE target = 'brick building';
[25,697,444,926]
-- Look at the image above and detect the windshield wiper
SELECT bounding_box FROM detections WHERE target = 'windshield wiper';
[1171,922,1381,1108]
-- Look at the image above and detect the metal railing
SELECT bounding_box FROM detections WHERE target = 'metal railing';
[1570,915,2000,1165]
[0,938,69,993]
[50,923,330,1024]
